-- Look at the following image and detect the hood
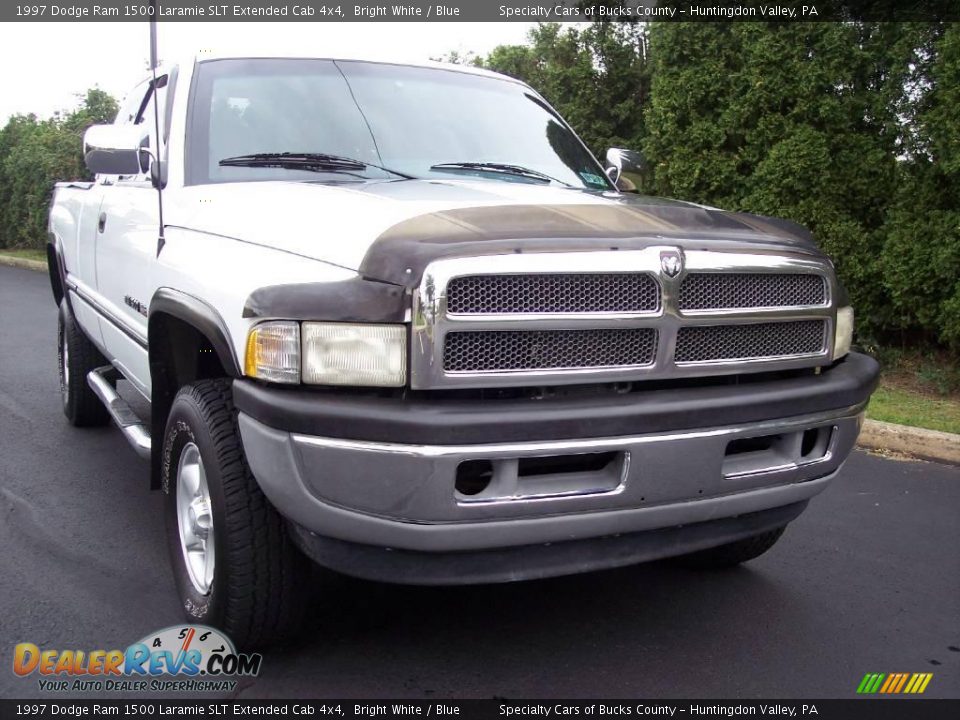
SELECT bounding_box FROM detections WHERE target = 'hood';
[170,179,818,284]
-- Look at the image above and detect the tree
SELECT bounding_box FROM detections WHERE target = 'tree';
[880,24,960,349]
[481,23,650,160]
[644,22,917,340]
[474,20,955,352]
[0,87,117,249]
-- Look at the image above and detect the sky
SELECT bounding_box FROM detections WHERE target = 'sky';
[0,22,540,123]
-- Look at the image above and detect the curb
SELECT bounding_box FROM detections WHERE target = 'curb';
[858,418,960,466]
[0,254,46,272]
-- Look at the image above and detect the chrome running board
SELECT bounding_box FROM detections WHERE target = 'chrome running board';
[87,366,151,459]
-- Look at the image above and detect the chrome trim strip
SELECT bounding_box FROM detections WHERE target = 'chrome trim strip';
[681,304,829,317]
[66,273,148,348]
[292,402,866,459]
[675,349,827,367]
[410,247,838,389]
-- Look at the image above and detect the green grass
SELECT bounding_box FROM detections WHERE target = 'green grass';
[868,382,960,435]
[0,248,46,263]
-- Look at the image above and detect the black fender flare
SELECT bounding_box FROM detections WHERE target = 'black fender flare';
[148,288,241,378]
[46,232,67,308]
[146,289,241,489]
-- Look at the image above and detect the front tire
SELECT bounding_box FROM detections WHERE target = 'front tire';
[58,301,110,427]
[673,526,787,569]
[162,379,307,648]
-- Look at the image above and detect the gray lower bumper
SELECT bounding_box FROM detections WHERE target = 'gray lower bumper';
[286,501,809,585]
[238,404,864,558]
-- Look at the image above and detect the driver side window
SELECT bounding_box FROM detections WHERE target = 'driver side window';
[113,77,167,182]
[116,81,149,126]
[136,79,167,160]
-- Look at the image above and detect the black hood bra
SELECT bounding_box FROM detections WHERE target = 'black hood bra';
[353,186,819,287]
[243,189,821,324]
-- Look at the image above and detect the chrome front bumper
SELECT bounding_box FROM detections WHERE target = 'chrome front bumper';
[237,403,865,558]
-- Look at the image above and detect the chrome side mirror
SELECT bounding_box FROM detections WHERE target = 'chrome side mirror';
[605,147,646,193]
[83,125,149,175]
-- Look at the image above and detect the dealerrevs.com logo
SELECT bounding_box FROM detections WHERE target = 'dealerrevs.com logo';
[13,625,261,693]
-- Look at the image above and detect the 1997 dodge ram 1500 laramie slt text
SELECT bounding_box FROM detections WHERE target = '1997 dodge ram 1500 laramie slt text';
[48,54,879,646]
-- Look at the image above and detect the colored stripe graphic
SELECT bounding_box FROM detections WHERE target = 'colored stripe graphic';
[857,672,932,694]
[889,673,908,693]
[906,673,933,693]
[856,673,885,694]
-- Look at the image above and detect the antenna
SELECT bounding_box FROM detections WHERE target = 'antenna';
[149,0,166,255]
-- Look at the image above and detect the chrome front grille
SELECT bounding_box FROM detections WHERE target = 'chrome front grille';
[411,247,838,389]
[447,273,660,315]
[679,273,826,310]
[675,320,827,363]
[444,328,658,373]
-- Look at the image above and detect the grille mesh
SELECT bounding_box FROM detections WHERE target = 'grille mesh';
[446,273,659,315]
[444,328,658,373]
[675,320,826,363]
[679,273,826,310]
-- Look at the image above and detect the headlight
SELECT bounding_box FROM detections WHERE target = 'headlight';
[244,321,301,384]
[245,321,408,387]
[302,322,407,387]
[834,306,854,359]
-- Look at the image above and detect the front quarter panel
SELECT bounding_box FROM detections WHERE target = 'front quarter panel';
[153,227,358,370]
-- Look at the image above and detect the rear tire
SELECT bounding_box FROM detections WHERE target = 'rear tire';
[162,378,307,648]
[58,301,110,427]
[673,526,787,569]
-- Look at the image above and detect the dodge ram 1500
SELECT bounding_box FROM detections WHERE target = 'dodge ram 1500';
[47,53,879,646]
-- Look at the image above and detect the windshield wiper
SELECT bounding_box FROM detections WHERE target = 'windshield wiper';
[429,162,572,187]
[219,152,416,179]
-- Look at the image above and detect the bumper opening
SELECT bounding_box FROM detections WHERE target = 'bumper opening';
[455,459,494,496]
[723,425,834,479]
[455,451,624,502]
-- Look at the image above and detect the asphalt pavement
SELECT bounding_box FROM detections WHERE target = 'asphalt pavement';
[1,264,958,699]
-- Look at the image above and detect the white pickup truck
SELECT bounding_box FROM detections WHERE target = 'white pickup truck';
[48,52,879,647]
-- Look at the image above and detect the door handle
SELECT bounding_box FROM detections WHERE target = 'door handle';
[98,212,106,233]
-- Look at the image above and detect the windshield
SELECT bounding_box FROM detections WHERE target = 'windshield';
[187,58,612,191]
